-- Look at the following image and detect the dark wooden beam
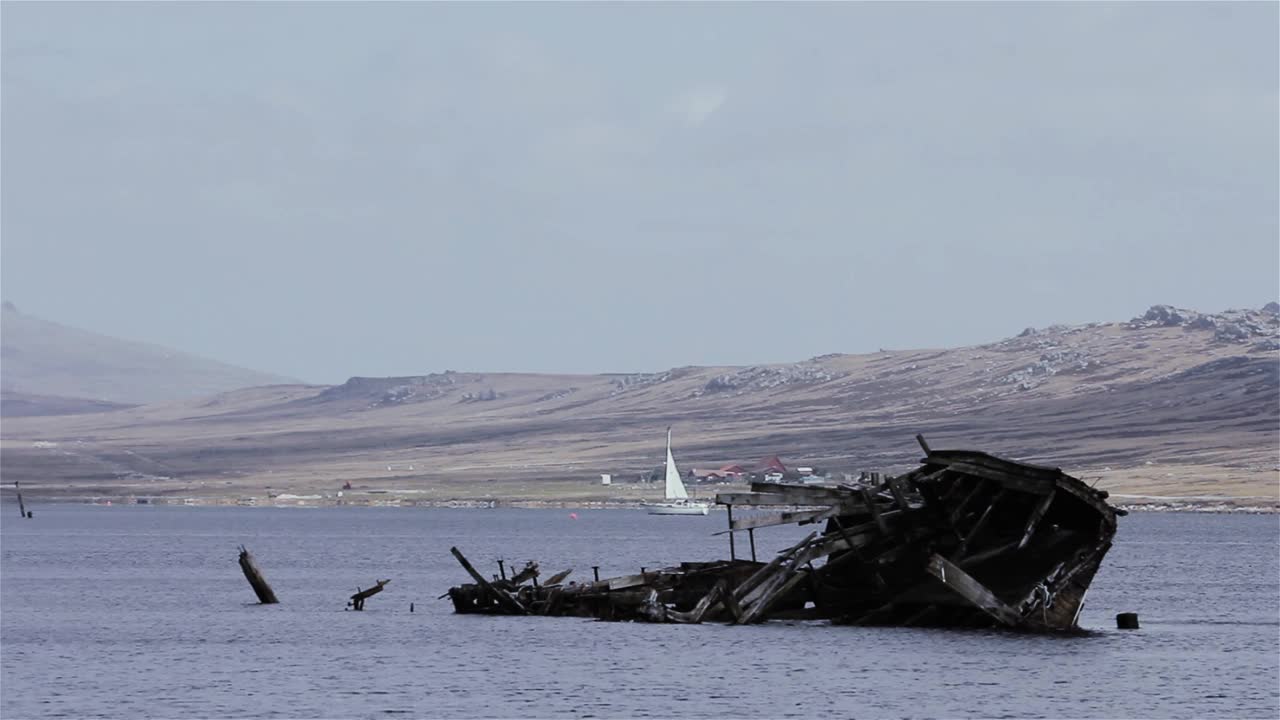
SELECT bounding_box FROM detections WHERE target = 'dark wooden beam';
[1018,490,1058,550]
[953,488,1008,561]
[923,554,1022,627]
[349,579,390,611]
[450,546,527,615]
[949,479,991,528]
[861,487,889,535]
[916,434,932,456]
[237,545,279,604]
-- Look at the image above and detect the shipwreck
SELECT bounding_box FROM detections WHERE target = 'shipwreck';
[445,437,1125,632]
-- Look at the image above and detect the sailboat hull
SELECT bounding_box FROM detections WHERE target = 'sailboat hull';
[645,502,709,516]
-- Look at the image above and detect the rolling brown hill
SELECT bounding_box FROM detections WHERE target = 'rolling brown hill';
[0,302,298,409]
[1,304,1276,506]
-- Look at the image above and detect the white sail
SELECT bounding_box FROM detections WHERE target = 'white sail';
[664,428,689,500]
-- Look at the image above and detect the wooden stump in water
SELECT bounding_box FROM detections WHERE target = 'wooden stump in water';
[349,579,390,611]
[1116,612,1139,629]
[237,545,279,604]
[15,481,29,519]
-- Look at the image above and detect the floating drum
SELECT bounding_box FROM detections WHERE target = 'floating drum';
[1116,612,1140,629]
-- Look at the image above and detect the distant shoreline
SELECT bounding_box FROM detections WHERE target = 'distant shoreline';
[4,496,1275,514]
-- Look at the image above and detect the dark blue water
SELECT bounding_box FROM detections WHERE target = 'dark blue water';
[2,507,1276,719]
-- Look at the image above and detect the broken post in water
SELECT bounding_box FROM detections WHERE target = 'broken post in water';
[237,545,279,604]
[14,481,30,519]
[348,579,391,611]
[443,438,1125,633]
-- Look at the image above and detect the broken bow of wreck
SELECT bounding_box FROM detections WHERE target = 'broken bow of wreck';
[445,438,1125,632]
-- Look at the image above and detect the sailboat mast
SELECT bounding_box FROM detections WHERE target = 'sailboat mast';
[664,427,689,501]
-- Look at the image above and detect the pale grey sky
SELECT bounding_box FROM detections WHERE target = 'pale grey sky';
[2,2,1277,384]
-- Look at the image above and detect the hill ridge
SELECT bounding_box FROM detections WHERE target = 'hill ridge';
[0,303,1275,506]
[1,302,299,407]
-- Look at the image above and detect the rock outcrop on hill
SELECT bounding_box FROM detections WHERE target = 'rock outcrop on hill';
[1127,304,1279,348]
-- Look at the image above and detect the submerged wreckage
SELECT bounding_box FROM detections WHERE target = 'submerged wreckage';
[446,437,1125,632]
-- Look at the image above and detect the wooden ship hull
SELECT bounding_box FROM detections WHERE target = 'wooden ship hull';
[445,437,1125,632]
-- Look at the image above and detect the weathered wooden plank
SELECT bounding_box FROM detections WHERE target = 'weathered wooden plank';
[715,492,839,507]
[737,563,791,615]
[237,546,279,604]
[544,569,573,586]
[958,539,1020,568]
[721,507,839,533]
[544,587,565,616]
[1018,489,1058,550]
[926,451,1064,480]
[938,471,971,504]
[949,479,991,527]
[349,579,390,610]
[607,573,650,591]
[741,566,812,624]
[916,434,932,455]
[807,512,904,558]
[727,504,736,560]
[943,461,1056,496]
[669,579,728,624]
[722,586,745,623]
[732,533,815,599]
[885,476,910,510]
[509,561,540,586]
[923,553,1022,627]
[861,488,889,535]
[749,482,850,500]
[953,488,1008,560]
[738,570,794,623]
[450,546,527,615]
[735,531,825,622]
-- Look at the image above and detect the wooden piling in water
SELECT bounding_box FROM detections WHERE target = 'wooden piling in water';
[237,545,279,604]
[349,579,390,611]
[1116,612,1139,629]
[15,481,28,519]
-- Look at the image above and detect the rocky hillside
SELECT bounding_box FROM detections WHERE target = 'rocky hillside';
[0,302,298,409]
[1,304,1276,504]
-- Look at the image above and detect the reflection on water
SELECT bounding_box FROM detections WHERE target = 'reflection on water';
[2,507,1277,718]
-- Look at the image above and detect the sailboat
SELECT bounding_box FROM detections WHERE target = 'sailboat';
[645,427,710,516]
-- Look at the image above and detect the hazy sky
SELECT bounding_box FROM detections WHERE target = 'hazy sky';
[3,2,1277,384]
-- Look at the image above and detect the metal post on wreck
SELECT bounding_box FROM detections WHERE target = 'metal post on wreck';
[727,504,736,560]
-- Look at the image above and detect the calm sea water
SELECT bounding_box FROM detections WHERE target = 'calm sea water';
[1,506,1277,719]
